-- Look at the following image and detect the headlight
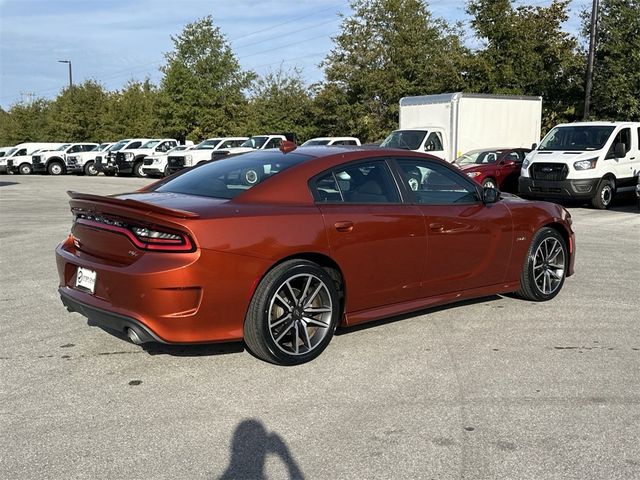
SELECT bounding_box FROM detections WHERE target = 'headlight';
[466,171,481,178]
[124,152,134,160]
[522,159,530,170]
[573,157,598,170]
[185,155,192,162]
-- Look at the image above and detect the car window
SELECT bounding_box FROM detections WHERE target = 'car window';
[506,151,521,162]
[607,128,631,157]
[265,138,283,149]
[128,141,142,149]
[313,160,400,204]
[424,132,443,152]
[397,159,480,205]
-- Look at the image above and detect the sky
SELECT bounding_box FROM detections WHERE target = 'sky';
[0,0,587,110]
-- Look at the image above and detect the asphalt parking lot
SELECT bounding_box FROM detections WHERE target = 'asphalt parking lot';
[1,175,639,480]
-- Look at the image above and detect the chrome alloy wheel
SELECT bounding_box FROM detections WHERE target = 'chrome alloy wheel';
[268,273,333,356]
[533,237,565,295]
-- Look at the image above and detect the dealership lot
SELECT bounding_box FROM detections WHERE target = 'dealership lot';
[1,175,639,479]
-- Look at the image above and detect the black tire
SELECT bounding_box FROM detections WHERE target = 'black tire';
[517,227,568,302]
[133,161,146,178]
[591,177,614,209]
[18,163,32,175]
[47,161,64,176]
[84,161,98,176]
[163,165,170,177]
[482,177,497,189]
[244,260,340,365]
[241,167,262,186]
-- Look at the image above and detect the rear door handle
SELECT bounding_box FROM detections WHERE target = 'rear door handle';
[429,222,444,232]
[334,221,354,233]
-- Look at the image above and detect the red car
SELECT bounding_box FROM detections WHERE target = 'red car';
[56,145,575,365]
[454,148,531,192]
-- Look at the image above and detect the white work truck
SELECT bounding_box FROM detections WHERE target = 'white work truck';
[519,122,640,209]
[0,143,65,174]
[166,137,248,174]
[381,93,542,162]
[115,138,180,177]
[65,143,113,175]
[32,143,99,175]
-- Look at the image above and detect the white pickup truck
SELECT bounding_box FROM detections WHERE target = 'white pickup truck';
[519,121,640,209]
[212,134,291,158]
[115,138,180,177]
[301,137,361,146]
[165,137,248,174]
[142,144,195,177]
[65,143,113,175]
[32,143,99,175]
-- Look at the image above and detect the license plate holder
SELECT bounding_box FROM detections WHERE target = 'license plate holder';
[75,267,97,294]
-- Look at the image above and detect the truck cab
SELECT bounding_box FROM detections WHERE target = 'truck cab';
[380,128,446,159]
[116,138,179,177]
[96,139,151,176]
[519,122,640,209]
[166,137,248,174]
[213,134,291,158]
[65,143,113,175]
[32,143,99,175]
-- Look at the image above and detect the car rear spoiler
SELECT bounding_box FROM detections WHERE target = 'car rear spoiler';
[67,191,200,219]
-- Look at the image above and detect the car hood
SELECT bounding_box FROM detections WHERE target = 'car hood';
[456,163,493,172]
[528,149,603,163]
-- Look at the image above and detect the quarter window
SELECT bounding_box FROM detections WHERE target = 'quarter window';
[313,160,400,204]
[397,159,480,205]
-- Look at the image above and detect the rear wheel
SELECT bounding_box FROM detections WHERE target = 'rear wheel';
[482,177,497,189]
[84,161,98,176]
[18,163,32,175]
[591,178,614,209]
[517,227,567,301]
[48,161,64,175]
[244,260,340,365]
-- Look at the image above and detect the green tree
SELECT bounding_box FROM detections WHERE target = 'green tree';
[0,98,52,144]
[102,79,159,140]
[585,0,640,120]
[46,80,109,141]
[320,0,472,142]
[156,16,255,141]
[245,67,316,142]
[467,0,585,130]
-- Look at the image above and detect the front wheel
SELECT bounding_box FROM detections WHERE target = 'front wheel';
[591,178,614,209]
[517,227,568,301]
[482,178,497,189]
[18,163,32,175]
[244,260,340,365]
[84,161,98,176]
[133,162,146,178]
[48,162,64,175]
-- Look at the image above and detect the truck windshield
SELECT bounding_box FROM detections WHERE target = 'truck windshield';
[302,139,331,146]
[109,141,128,152]
[241,136,269,149]
[56,144,71,151]
[142,140,160,148]
[539,126,615,151]
[380,130,427,150]
[2,148,17,157]
[195,139,221,150]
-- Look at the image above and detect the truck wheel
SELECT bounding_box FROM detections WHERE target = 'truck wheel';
[591,178,614,209]
[18,163,32,175]
[134,162,146,178]
[48,162,64,175]
[482,178,497,189]
[517,227,567,302]
[84,161,98,176]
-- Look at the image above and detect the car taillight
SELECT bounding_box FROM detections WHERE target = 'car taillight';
[74,212,194,252]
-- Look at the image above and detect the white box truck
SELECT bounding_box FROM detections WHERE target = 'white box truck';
[381,93,542,162]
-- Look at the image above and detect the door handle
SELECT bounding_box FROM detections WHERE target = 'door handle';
[429,222,444,232]
[334,221,354,233]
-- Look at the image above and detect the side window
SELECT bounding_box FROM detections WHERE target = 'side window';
[68,145,81,153]
[265,138,283,149]
[313,161,400,204]
[16,149,27,156]
[128,142,142,149]
[608,128,631,157]
[397,159,480,205]
[83,145,94,151]
[507,151,521,163]
[423,132,443,152]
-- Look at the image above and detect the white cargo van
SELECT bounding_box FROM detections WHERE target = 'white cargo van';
[381,93,542,162]
[519,122,640,209]
[0,143,65,174]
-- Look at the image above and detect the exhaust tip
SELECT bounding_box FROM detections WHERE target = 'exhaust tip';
[126,327,143,345]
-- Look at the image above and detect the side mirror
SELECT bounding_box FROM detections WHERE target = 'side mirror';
[614,142,626,158]
[483,187,501,204]
[531,143,538,150]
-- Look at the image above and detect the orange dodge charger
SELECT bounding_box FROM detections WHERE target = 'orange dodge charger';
[56,144,575,365]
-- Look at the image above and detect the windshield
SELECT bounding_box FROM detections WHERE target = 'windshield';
[302,139,331,146]
[539,126,615,151]
[167,146,186,154]
[141,140,160,148]
[380,130,427,150]
[195,139,221,150]
[155,150,312,199]
[240,136,269,149]
[109,141,128,152]
[56,144,71,151]
[455,149,504,165]
[2,148,17,157]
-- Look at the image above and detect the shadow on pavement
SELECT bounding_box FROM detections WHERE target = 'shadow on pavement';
[0,181,19,187]
[217,419,305,480]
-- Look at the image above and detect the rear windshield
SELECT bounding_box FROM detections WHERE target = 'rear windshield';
[155,150,313,199]
[539,126,615,151]
[195,139,221,150]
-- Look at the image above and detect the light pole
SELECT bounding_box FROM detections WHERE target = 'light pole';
[583,0,599,120]
[58,60,73,89]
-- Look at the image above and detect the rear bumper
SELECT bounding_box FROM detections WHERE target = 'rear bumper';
[60,288,163,343]
[519,177,599,199]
